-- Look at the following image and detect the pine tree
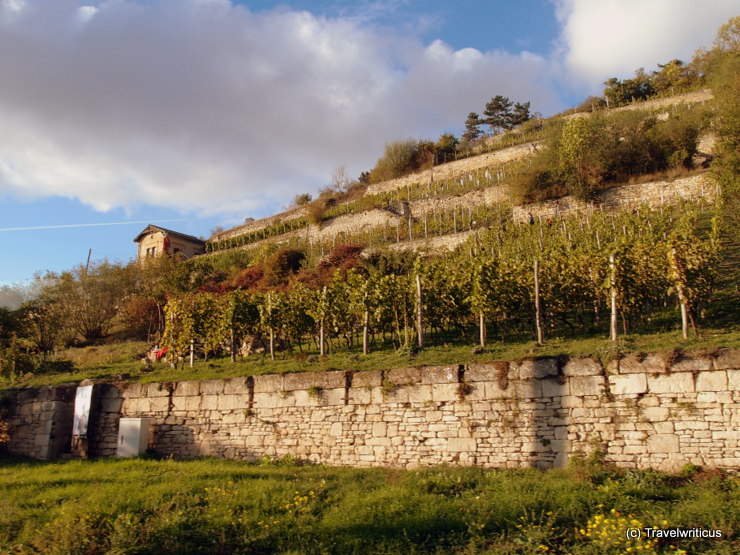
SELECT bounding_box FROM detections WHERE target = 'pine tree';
[462,112,482,142]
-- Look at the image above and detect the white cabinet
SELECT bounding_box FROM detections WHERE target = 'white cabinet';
[116,417,150,457]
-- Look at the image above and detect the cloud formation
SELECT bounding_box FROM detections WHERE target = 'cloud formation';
[556,0,738,91]
[0,0,553,218]
[0,0,735,219]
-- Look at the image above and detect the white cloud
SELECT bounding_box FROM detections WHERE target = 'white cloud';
[556,0,738,91]
[0,0,559,218]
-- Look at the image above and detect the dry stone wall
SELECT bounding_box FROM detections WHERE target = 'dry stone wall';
[4,350,739,471]
[365,143,537,196]
[512,174,717,223]
[3,385,76,459]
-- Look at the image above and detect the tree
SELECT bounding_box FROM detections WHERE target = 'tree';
[434,133,459,164]
[483,95,513,134]
[462,112,483,142]
[509,101,532,128]
[292,193,312,207]
[34,262,137,343]
[603,68,655,107]
[368,139,424,182]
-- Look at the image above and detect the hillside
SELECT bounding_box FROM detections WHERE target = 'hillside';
[205,90,717,259]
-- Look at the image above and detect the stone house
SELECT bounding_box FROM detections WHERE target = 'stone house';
[134,225,205,261]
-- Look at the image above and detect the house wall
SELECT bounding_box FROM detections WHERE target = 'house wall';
[137,231,204,261]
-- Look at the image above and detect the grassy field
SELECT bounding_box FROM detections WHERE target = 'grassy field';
[3,326,738,388]
[0,456,737,554]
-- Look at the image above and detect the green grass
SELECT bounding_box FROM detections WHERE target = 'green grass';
[3,327,738,388]
[0,456,737,554]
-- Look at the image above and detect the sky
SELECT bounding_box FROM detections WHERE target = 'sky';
[0,0,737,295]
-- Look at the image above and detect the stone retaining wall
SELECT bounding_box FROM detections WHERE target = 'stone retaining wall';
[3,350,738,471]
[512,174,717,223]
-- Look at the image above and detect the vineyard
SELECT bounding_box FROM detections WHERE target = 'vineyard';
[164,203,720,366]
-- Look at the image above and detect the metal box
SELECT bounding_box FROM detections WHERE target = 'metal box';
[116,417,150,457]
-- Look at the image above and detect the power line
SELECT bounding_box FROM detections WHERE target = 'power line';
[0,219,186,232]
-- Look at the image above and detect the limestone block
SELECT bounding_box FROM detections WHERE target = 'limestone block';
[217,394,247,411]
[145,382,171,398]
[422,365,460,384]
[610,374,647,395]
[728,370,740,391]
[695,371,728,392]
[563,358,602,377]
[200,395,219,411]
[713,349,740,370]
[485,381,514,399]
[150,397,169,413]
[372,422,387,437]
[283,370,345,391]
[672,356,712,372]
[174,381,200,396]
[224,377,249,394]
[387,367,421,385]
[643,407,669,421]
[200,380,225,395]
[648,373,694,394]
[432,383,460,402]
[463,383,487,401]
[407,385,433,403]
[324,388,346,406]
[171,396,187,411]
[185,396,201,411]
[383,386,409,403]
[253,374,283,394]
[514,380,542,399]
[351,370,382,388]
[123,383,145,398]
[647,433,680,453]
[293,390,322,407]
[515,358,558,379]
[569,375,605,397]
[448,438,477,452]
[619,354,665,374]
[348,388,371,405]
[653,421,674,434]
[466,361,509,382]
[330,422,343,437]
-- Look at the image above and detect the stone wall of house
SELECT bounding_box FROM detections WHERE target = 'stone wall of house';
[4,350,738,471]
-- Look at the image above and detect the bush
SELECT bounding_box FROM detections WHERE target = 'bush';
[263,248,306,286]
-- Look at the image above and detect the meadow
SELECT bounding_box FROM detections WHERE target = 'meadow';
[0,455,738,554]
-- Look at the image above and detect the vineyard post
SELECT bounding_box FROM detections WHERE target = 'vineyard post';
[230,327,236,363]
[415,274,424,348]
[479,312,487,348]
[268,293,275,361]
[610,254,618,342]
[362,309,370,355]
[189,338,194,368]
[534,260,544,345]
[320,286,327,356]
[672,247,690,339]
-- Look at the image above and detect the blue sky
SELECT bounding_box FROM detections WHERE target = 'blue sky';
[0,0,736,294]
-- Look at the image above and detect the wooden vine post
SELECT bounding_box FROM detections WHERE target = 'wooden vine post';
[415,274,424,348]
[671,246,690,339]
[319,286,327,356]
[362,309,370,355]
[479,312,487,349]
[268,292,275,361]
[534,260,543,346]
[610,254,618,342]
